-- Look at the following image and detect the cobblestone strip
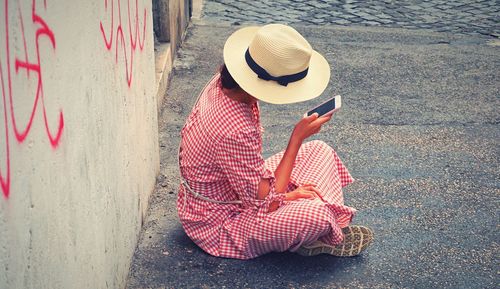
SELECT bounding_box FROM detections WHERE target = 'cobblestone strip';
[203,0,500,38]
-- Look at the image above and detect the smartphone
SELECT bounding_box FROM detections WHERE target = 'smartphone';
[306,95,342,117]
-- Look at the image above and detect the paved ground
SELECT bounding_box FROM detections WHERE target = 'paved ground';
[203,0,500,38]
[126,21,499,288]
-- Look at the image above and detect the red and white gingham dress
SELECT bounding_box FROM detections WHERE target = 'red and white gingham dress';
[177,75,357,259]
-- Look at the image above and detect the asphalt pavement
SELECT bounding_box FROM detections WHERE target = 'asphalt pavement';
[126,15,499,289]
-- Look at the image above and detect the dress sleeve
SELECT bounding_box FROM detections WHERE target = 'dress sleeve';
[216,128,284,214]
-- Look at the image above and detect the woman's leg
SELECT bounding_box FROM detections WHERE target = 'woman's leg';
[222,198,343,258]
[265,140,356,228]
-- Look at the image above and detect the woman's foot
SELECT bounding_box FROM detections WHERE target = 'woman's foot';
[296,225,374,257]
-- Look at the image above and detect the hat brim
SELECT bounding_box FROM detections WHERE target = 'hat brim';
[223,26,331,105]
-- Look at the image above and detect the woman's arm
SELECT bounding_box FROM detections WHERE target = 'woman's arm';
[257,113,332,211]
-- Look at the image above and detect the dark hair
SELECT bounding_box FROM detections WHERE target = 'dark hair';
[219,64,240,90]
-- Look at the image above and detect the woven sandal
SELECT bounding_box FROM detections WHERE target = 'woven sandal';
[296,225,374,257]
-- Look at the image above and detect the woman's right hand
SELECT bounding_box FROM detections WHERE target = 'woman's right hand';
[291,113,332,143]
[285,184,323,201]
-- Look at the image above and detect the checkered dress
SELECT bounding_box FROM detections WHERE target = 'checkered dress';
[177,75,356,259]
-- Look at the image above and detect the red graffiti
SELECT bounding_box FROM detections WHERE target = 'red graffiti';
[100,0,147,87]
[1,0,64,199]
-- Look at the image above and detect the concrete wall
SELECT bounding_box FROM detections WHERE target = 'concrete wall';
[0,0,159,288]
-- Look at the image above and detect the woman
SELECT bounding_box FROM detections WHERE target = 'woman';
[177,24,373,260]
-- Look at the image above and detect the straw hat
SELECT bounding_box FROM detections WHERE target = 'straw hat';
[223,24,331,104]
